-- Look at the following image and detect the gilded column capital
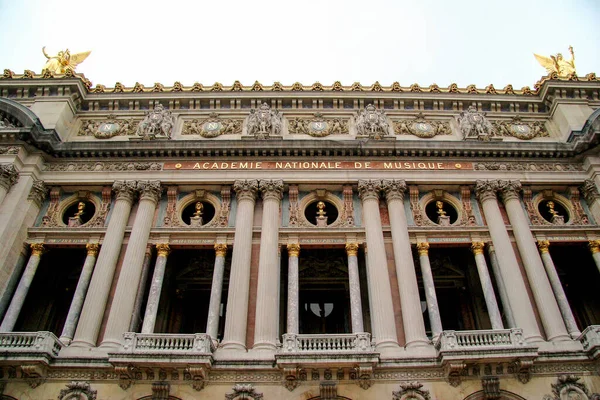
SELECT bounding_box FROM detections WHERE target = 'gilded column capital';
[156,243,171,257]
[381,179,407,202]
[345,242,359,257]
[537,240,550,253]
[137,180,162,203]
[259,179,284,201]
[233,179,259,202]
[86,243,100,257]
[580,179,600,203]
[0,164,18,191]
[417,242,429,256]
[474,180,498,202]
[113,180,138,203]
[27,179,48,207]
[588,240,600,254]
[358,179,382,201]
[214,243,228,257]
[30,243,46,256]
[287,243,300,257]
[498,180,522,202]
[471,241,485,255]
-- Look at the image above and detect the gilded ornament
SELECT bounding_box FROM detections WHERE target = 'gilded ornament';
[331,81,344,91]
[41,69,54,79]
[428,83,441,93]
[210,82,223,91]
[311,82,324,91]
[589,240,600,254]
[370,81,383,92]
[132,82,145,93]
[156,243,171,257]
[287,243,300,258]
[231,80,243,91]
[86,243,100,257]
[42,46,90,74]
[485,84,497,94]
[448,83,459,93]
[30,243,46,256]
[503,84,515,94]
[350,82,363,91]
[23,70,35,79]
[251,81,263,91]
[410,83,422,93]
[291,82,303,91]
[391,82,403,92]
[466,84,478,94]
[172,81,183,92]
[191,82,204,92]
[152,82,164,92]
[534,46,576,77]
[537,240,550,253]
[417,242,429,255]
[272,81,284,91]
[113,82,125,93]
[92,84,105,93]
[214,243,228,257]
[471,241,485,255]
[2,69,14,79]
[521,86,533,95]
[585,72,597,81]
[345,243,359,257]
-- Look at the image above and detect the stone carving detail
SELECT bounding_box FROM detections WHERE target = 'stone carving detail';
[41,187,62,226]
[320,381,337,400]
[151,381,169,400]
[394,113,451,138]
[460,186,477,225]
[497,180,522,202]
[542,374,599,400]
[355,104,390,139]
[138,180,162,202]
[350,364,373,390]
[0,164,18,190]
[184,366,207,391]
[0,146,19,154]
[113,180,138,203]
[283,367,302,391]
[218,186,231,227]
[482,376,501,400]
[408,186,426,226]
[28,179,48,206]
[233,179,259,201]
[288,184,299,226]
[225,383,263,399]
[182,113,243,138]
[246,103,282,139]
[58,381,97,400]
[392,381,431,400]
[494,116,549,140]
[475,162,582,172]
[358,179,382,201]
[136,104,175,140]
[115,365,142,390]
[0,110,21,129]
[288,113,349,137]
[259,179,284,201]
[581,179,600,204]
[474,180,499,202]
[522,187,545,225]
[568,187,590,224]
[458,106,499,141]
[513,359,533,384]
[21,364,46,389]
[163,186,180,227]
[78,115,139,139]
[341,185,355,226]
[44,162,163,172]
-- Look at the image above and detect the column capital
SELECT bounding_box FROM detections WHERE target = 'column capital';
[156,243,171,257]
[581,179,600,203]
[86,243,100,257]
[537,240,550,253]
[358,179,382,201]
[27,179,48,207]
[259,179,284,201]
[471,241,485,255]
[474,180,499,202]
[214,243,228,257]
[113,180,137,202]
[345,242,359,257]
[417,242,429,256]
[0,164,18,191]
[30,243,45,256]
[498,180,522,202]
[138,180,162,203]
[233,179,259,202]
[589,240,600,254]
[287,243,300,257]
[381,179,407,202]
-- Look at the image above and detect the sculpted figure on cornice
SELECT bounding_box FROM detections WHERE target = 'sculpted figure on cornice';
[0,111,21,129]
[136,103,175,140]
[182,113,243,138]
[78,115,138,139]
[457,105,499,141]
[246,103,282,139]
[355,104,390,139]
[493,115,549,140]
[393,113,451,138]
[288,113,349,137]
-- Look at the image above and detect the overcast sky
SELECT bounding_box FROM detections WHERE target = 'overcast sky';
[0,0,598,89]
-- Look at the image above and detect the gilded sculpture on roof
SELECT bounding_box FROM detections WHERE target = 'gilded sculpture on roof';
[534,46,576,77]
[42,47,91,74]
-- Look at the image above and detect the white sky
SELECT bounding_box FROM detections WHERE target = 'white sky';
[0,0,599,89]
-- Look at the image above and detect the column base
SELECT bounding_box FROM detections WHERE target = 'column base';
[547,332,573,342]
[404,337,432,349]
[219,340,247,351]
[59,336,72,346]
[67,338,95,349]
[252,341,278,352]
[98,339,122,351]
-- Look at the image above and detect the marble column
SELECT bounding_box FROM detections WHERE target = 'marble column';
[140,243,170,334]
[346,243,364,333]
[70,180,137,348]
[589,240,600,274]
[129,245,154,332]
[286,243,300,335]
[0,243,45,332]
[537,240,580,338]
[221,180,258,350]
[357,179,400,351]
[0,164,18,206]
[581,180,600,226]
[59,243,100,344]
[0,245,28,322]
[417,242,442,339]
[498,180,569,342]
[253,179,284,350]
[471,242,503,330]
[382,179,429,347]
[101,181,162,349]
[487,243,516,328]
[206,243,228,341]
[474,181,542,342]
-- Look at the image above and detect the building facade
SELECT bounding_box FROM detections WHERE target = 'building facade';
[0,70,599,399]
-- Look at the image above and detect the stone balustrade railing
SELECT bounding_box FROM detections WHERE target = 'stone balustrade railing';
[435,329,525,351]
[121,332,215,354]
[0,331,62,357]
[281,333,374,353]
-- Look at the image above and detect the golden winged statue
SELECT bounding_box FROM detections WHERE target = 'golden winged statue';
[533,46,576,77]
[42,46,91,74]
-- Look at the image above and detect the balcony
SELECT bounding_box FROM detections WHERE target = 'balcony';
[0,331,63,364]
[277,333,378,365]
[579,325,600,360]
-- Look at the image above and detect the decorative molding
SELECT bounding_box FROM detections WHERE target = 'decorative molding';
[409,185,425,226]
[78,115,139,139]
[581,179,600,204]
[283,367,302,391]
[497,180,522,202]
[58,381,97,400]
[259,179,284,201]
[44,162,163,172]
[137,180,162,203]
[569,186,590,224]
[460,186,477,226]
[358,179,382,201]
[474,162,582,172]
[493,115,549,140]
[115,365,141,390]
[182,113,242,137]
[392,381,431,400]
[0,164,18,191]
[163,186,179,227]
[482,376,500,400]
[350,364,374,390]
[218,186,232,227]
[288,184,299,227]
[288,113,349,137]
[87,186,112,227]
[184,366,207,391]
[522,186,545,225]
[28,179,48,207]
[151,381,169,400]
[20,364,46,389]
[341,185,355,226]
[233,179,258,202]
[382,179,407,202]
[225,383,263,399]
[113,180,138,203]
[0,146,19,155]
[394,113,451,138]
[542,375,600,400]
[320,381,337,400]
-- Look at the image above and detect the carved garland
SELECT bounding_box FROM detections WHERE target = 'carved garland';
[393,114,452,138]
[287,114,349,137]
[78,115,139,139]
[493,116,549,140]
[182,113,243,138]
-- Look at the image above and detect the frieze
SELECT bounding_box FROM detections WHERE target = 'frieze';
[474,162,583,171]
[393,113,452,138]
[288,113,349,137]
[182,113,243,138]
[0,146,19,155]
[493,115,549,140]
[44,162,163,171]
[166,161,471,170]
[78,115,139,139]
